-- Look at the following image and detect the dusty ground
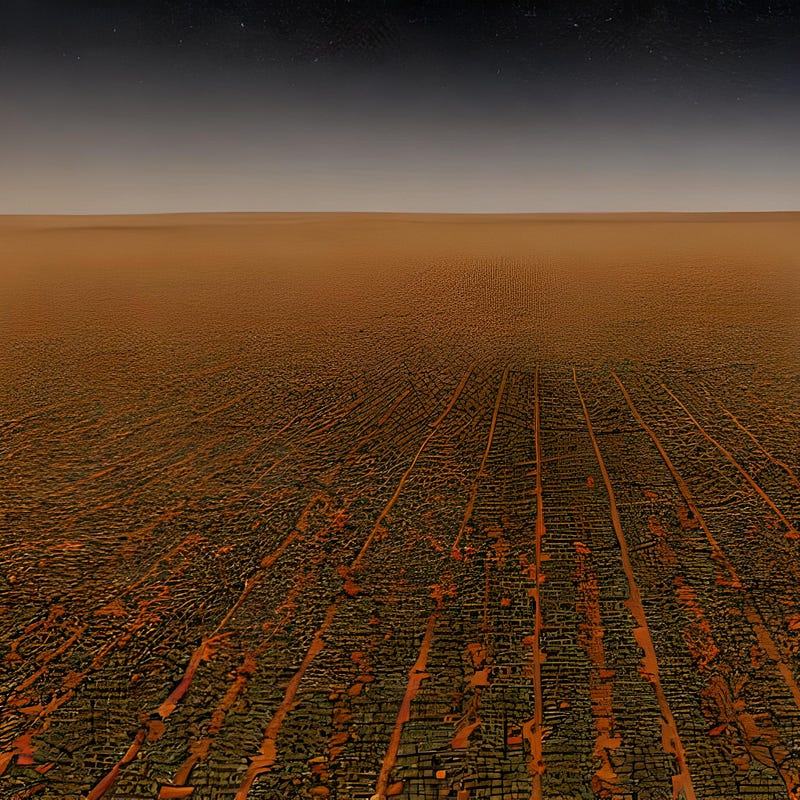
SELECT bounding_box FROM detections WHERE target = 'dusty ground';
[0,213,798,799]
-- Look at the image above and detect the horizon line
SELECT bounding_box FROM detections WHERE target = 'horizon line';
[1,209,799,219]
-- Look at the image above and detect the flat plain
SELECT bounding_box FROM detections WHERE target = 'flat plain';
[0,213,798,800]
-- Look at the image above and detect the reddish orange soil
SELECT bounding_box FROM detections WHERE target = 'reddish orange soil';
[0,213,797,800]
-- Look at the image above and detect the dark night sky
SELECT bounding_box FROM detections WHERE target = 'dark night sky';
[2,1,799,212]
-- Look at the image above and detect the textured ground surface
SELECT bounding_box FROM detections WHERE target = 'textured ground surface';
[0,213,798,799]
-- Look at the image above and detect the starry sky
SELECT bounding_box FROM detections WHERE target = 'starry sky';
[2,1,799,213]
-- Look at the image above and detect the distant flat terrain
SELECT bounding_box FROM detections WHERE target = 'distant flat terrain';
[1,213,798,800]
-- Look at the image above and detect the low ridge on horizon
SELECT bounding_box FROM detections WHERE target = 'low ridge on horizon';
[3,209,800,220]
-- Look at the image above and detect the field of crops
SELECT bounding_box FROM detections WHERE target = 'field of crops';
[1,213,798,799]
